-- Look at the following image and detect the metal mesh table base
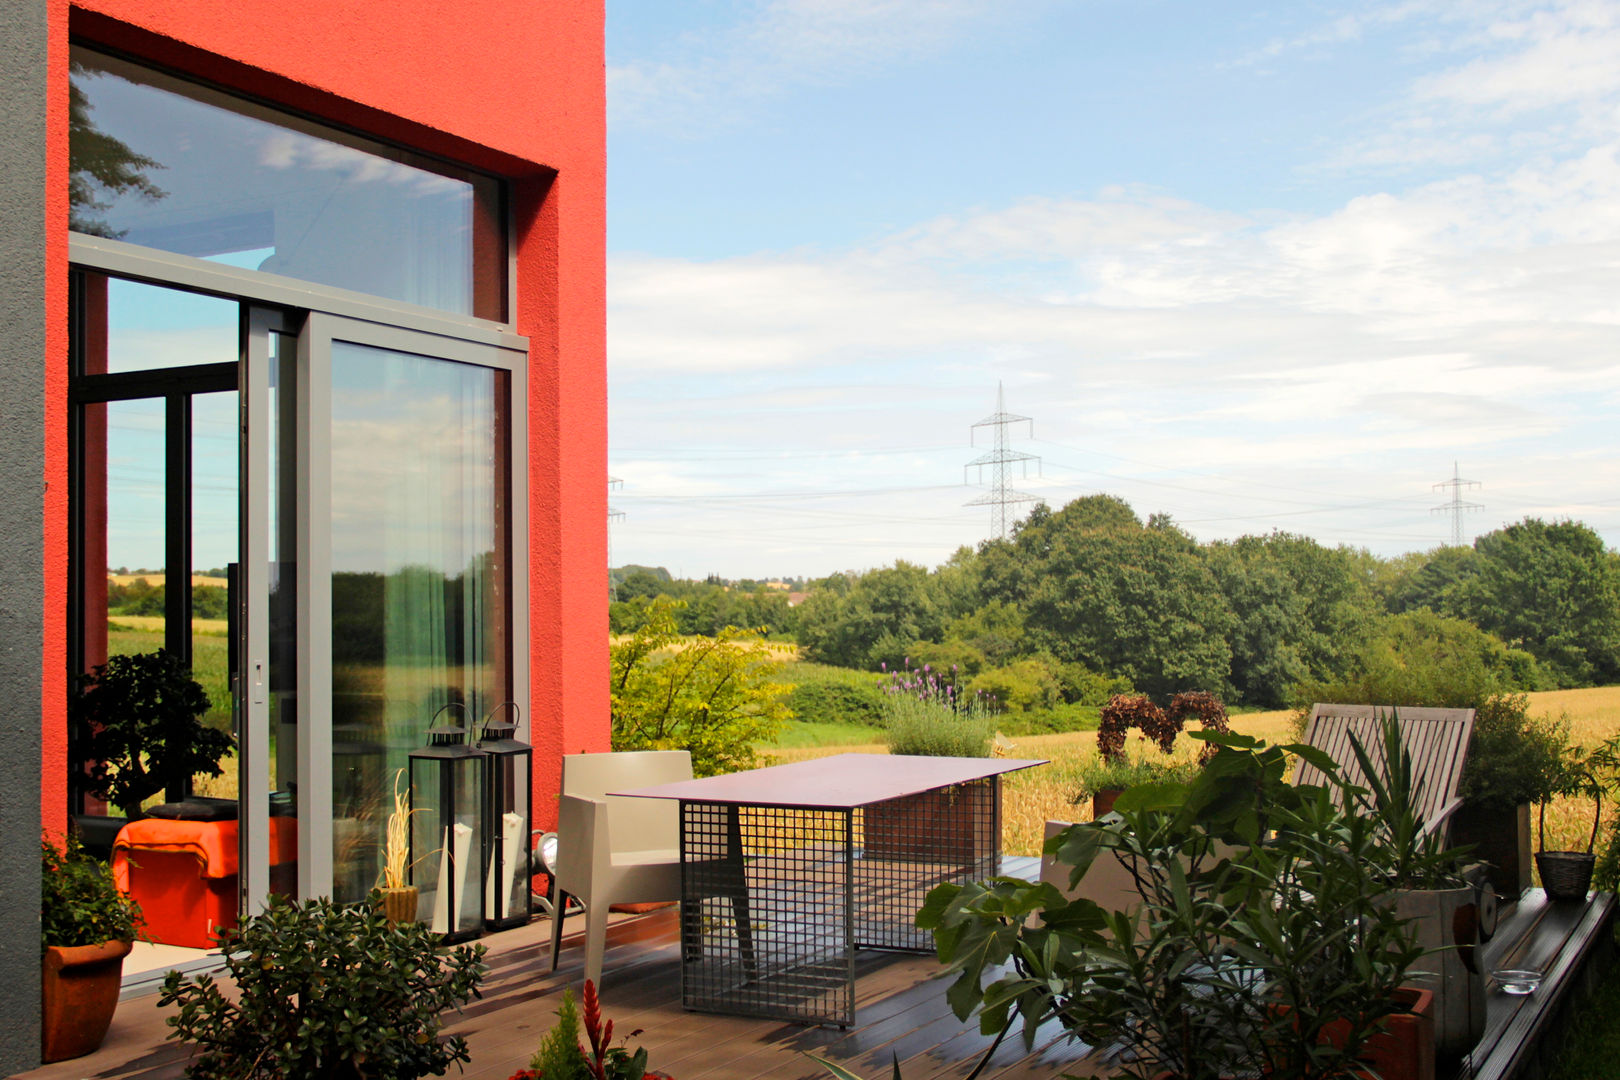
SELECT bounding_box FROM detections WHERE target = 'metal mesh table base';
[678,778,1000,1026]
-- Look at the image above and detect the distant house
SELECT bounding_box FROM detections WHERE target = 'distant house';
[2,1,608,1068]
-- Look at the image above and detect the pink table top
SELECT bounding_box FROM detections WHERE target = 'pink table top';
[609,752,1047,810]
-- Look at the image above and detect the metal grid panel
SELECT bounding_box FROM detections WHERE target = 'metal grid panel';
[681,802,855,1025]
[855,778,1000,950]
[677,778,1001,1027]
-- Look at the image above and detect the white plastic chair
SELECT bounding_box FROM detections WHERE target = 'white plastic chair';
[550,750,690,986]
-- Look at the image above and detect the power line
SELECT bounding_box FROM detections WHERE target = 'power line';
[1432,462,1483,546]
[964,384,1042,539]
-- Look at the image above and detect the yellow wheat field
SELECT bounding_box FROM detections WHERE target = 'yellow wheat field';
[768,688,1620,861]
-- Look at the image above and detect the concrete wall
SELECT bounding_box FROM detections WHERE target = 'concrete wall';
[0,0,48,1069]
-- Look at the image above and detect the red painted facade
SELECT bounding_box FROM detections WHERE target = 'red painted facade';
[40,0,610,838]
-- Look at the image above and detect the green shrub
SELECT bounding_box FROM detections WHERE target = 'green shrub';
[1071,753,1203,799]
[884,694,993,757]
[611,598,790,776]
[159,893,485,1080]
[41,836,142,951]
[784,678,887,727]
[968,659,1063,714]
[1291,610,1547,727]
[996,704,1100,736]
[1459,693,1570,811]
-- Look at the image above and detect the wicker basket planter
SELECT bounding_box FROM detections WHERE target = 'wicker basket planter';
[1536,851,1595,902]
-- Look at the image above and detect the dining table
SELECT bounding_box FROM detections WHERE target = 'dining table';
[611,752,1047,1026]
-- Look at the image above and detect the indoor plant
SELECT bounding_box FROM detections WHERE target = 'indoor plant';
[71,649,231,818]
[159,892,485,1080]
[1536,738,1620,902]
[40,835,143,1062]
[921,731,1428,1080]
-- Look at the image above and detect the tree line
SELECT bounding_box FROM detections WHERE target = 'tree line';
[612,494,1620,712]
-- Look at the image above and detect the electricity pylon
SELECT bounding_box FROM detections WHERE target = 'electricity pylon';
[608,477,624,601]
[965,384,1041,539]
[1431,462,1483,547]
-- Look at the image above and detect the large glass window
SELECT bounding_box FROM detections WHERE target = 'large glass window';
[69,46,506,320]
[328,342,511,903]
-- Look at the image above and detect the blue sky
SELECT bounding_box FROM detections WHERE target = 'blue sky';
[604,0,1620,579]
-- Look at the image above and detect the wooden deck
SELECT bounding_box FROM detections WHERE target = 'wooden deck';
[13,872,1615,1080]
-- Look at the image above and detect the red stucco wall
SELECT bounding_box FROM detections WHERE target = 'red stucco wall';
[42,0,610,835]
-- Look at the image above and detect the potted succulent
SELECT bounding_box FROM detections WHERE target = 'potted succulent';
[70,649,231,820]
[1536,738,1620,902]
[1452,694,1568,898]
[376,768,421,925]
[40,835,143,1062]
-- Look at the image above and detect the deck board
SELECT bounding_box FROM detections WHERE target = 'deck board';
[14,867,1607,1080]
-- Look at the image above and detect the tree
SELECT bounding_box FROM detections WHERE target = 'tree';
[979,497,1236,702]
[1207,533,1377,707]
[1449,519,1620,686]
[795,561,942,669]
[1381,546,1480,616]
[609,598,789,776]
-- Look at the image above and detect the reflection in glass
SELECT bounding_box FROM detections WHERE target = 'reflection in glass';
[70,46,505,319]
[190,392,237,734]
[329,342,510,904]
[267,330,300,896]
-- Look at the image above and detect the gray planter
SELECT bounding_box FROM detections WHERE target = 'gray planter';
[1394,884,1487,1060]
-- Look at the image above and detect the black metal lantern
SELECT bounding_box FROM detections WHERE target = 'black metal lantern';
[476,702,533,931]
[407,703,485,943]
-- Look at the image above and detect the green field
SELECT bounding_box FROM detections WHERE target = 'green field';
[107,620,232,732]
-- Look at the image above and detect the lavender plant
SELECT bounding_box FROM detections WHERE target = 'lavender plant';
[881,659,996,757]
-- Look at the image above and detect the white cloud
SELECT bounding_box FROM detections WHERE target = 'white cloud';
[609,141,1620,572]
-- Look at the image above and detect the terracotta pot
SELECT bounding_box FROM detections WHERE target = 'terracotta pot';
[1317,986,1436,1080]
[1091,788,1124,819]
[378,886,419,925]
[41,938,131,1063]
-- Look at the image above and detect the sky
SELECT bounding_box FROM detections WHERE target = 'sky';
[603,0,1620,581]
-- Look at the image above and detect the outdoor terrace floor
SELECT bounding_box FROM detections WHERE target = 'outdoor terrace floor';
[14,866,1616,1080]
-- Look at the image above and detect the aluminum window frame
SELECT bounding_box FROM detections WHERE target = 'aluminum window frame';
[69,238,533,905]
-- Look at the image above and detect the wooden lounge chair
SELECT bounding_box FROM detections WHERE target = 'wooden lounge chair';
[1292,703,1475,841]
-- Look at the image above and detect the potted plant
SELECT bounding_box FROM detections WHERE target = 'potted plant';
[1452,693,1568,898]
[40,835,143,1062]
[510,979,672,1080]
[1536,738,1619,902]
[1347,714,1485,1060]
[921,731,1430,1080]
[1073,754,1200,818]
[377,768,421,925]
[1086,692,1229,816]
[70,649,232,820]
[160,892,484,1080]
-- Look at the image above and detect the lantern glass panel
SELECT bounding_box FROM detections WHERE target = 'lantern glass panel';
[408,751,485,938]
[485,752,531,923]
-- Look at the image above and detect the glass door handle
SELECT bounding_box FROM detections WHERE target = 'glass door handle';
[252,660,266,705]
